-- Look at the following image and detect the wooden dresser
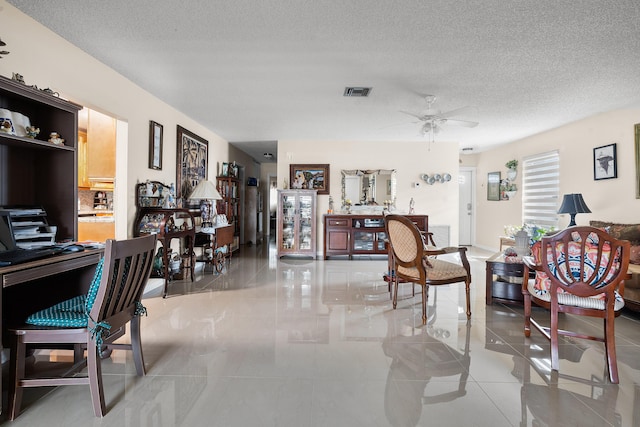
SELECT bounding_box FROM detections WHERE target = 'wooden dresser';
[323,214,428,259]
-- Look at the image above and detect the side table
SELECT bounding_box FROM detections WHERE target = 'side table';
[485,252,528,305]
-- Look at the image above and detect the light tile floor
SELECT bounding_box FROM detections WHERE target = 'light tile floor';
[3,241,640,426]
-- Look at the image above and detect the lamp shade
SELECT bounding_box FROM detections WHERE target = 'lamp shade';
[189,180,222,200]
[558,193,591,226]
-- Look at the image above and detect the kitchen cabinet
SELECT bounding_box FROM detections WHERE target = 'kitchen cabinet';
[277,190,317,258]
[78,219,115,242]
[77,108,115,188]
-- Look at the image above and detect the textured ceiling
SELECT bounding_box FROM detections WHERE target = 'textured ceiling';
[7,0,640,163]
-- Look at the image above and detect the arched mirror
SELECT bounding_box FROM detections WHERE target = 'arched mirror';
[341,169,396,208]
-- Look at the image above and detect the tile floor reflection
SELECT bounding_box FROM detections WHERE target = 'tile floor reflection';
[3,242,640,426]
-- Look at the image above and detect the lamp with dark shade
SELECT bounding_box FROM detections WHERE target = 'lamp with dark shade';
[189,180,222,228]
[558,193,591,227]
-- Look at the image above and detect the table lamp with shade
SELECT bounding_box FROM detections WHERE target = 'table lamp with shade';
[558,193,591,227]
[189,180,222,228]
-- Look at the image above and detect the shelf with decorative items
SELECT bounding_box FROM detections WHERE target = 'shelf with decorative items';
[216,175,240,252]
[133,180,194,298]
[277,189,317,258]
[502,159,518,200]
[0,74,82,240]
[505,159,518,180]
[500,180,517,200]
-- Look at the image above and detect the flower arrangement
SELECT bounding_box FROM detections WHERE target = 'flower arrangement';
[505,223,556,245]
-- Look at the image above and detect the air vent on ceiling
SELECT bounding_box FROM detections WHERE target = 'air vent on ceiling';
[343,87,372,97]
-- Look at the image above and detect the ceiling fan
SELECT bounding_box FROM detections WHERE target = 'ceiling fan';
[401,95,479,139]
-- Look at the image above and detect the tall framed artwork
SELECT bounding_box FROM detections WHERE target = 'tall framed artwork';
[176,125,208,204]
[593,143,617,180]
[487,171,500,201]
[635,124,640,198]
[148,120,163,170]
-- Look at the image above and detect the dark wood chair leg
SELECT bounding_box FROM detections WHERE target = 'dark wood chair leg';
[393,276,399,309]
[465,279,471,318]
[130,316,146,376]
[605,312,619,383]
[421,285,428,325]
[9,333,26,421]
[88,345,106,417]
[550,304,560,371]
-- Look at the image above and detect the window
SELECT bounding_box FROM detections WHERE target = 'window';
[522,151,560,228]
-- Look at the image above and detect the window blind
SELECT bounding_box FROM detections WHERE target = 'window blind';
[522,151,560,228]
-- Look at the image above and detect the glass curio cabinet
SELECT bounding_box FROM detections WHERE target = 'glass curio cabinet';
[276,189,317,258]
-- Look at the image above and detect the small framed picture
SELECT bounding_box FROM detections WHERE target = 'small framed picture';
[148,120,163,170]
[221,162,229,177]
[594,143,617,180]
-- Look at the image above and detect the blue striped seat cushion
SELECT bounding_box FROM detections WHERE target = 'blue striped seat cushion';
[26,258,104,327]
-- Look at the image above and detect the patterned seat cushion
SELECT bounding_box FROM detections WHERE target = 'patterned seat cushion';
[530,235,624,310]
[26,258,104,327]
[397,258,467,282]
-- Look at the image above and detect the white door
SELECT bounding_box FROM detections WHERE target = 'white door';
[458,168,474,245]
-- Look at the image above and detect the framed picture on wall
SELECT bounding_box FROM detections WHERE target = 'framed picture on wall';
[176,125,208,202]
[289,164,330,194]
[593,143,617,180]
[487,171,500,201]
[148,120,163,170]
[636,124,640,198]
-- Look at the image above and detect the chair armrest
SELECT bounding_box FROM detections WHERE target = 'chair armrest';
[522,256,538,270]
[424,246,467,256]
[521,256,538,293]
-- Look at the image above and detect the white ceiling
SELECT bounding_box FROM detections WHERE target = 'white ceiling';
[7,0,640,163]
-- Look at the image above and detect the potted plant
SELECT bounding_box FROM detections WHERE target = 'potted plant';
[505,182,517,199]
[505,159,518,180]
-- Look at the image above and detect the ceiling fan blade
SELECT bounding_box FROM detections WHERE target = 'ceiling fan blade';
[399,110,426,121]
[437,106,477,119]
[443,118,479,128]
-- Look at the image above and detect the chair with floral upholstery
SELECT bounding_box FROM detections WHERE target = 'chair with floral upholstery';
[7,234,156,419]
[384,214,472,325]
[521,226,630,383]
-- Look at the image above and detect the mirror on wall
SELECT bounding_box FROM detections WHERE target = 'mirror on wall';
[341,169,396,207]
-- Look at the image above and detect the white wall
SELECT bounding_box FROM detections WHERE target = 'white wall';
[0,2,229,238]
[472,109,640,251]
[277,139,460,254]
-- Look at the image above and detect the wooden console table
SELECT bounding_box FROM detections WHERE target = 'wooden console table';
[0,248,104,414]
[323,214,429,259]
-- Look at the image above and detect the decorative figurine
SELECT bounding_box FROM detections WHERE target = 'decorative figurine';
[11,72,25,84]
[0,119,12,133]
[409,197,415,214]
[328,196,334,214]
[48,132,64,145]
[25,125,40,138]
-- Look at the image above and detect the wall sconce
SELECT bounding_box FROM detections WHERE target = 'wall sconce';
[420,173,452,185]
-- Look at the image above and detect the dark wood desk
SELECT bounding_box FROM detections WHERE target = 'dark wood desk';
[0,248,104,414]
